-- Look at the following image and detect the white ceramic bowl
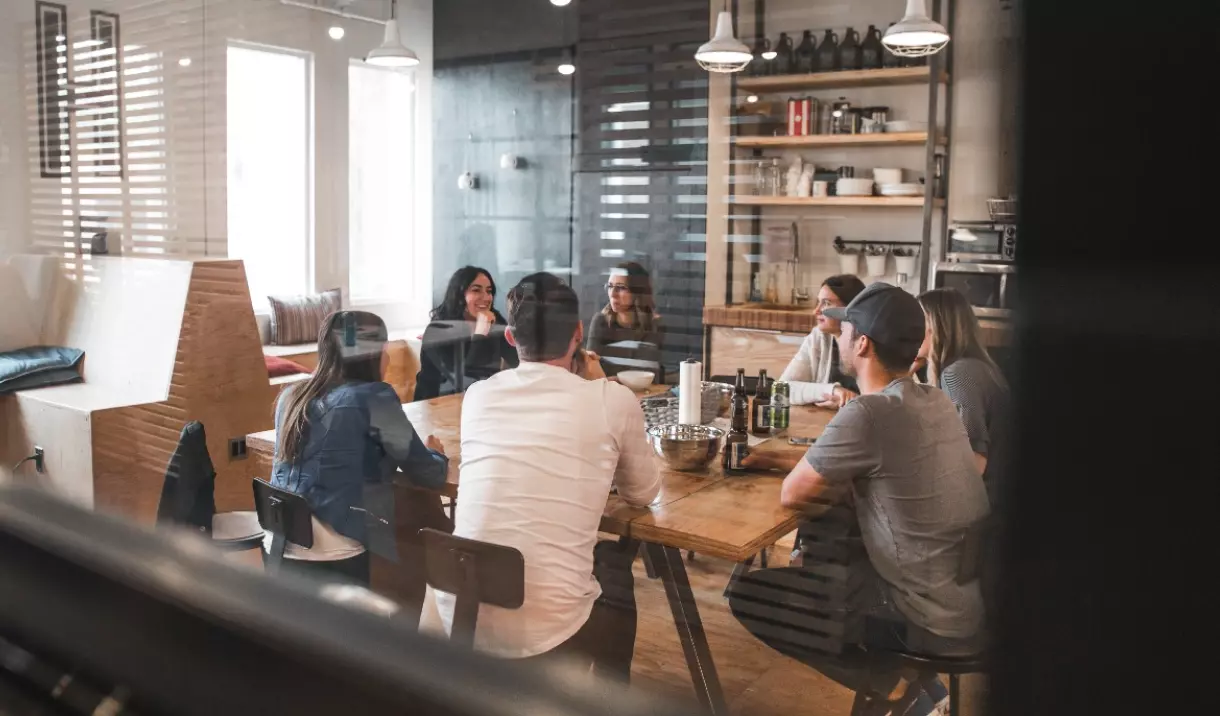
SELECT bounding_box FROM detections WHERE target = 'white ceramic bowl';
[878,182,923,197]
[836,178,875,197]
[873,168,903,185]
[618,370,656,391]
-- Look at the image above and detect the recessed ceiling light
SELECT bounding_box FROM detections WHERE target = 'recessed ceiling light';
[746,95,758,103]
[328,26,345,40]
[558,63,576,75]
[178,57,192,67]
[550,0,572,6]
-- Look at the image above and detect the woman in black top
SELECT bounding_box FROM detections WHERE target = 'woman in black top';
[415,266,519,399]
[586,262,664,377]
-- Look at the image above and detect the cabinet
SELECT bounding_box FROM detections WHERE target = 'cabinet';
[705,326,806,378]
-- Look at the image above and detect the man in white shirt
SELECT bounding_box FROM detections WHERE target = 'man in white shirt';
[436,272,661,680]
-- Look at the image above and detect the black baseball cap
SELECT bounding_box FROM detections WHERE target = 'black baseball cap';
[822,282,925,359]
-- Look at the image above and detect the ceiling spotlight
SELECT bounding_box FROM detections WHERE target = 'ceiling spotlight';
[558,63,576,76]
[178,57,192,67]
[746,95,758,103]
[761,50,777,60]
[550,0,572,5]
[328,26,345,40]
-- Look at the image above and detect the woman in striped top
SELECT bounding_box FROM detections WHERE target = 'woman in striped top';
[918,288,1011,505]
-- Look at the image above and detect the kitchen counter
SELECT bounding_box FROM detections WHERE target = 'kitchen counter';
[702,304,816,334]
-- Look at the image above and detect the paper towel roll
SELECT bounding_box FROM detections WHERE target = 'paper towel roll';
[678,359,702,425]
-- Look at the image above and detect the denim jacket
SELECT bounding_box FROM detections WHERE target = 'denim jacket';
[271,381,448,559]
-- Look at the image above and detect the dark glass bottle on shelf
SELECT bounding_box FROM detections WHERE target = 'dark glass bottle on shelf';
[774,32,796,75]
[794,30,817,73]
[882,23,902,68]
[724,369,749,473]
[751,369,771,436]
[839,27,862,70]
[816,29,839,72]
[749,36,772,76]
[861,25,884,70]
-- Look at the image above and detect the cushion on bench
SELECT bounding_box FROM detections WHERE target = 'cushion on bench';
[0,346,85,395]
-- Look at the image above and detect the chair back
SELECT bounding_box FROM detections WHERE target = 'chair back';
[419,529,524,649]
[252,478,314,572]
[156,421,216,532]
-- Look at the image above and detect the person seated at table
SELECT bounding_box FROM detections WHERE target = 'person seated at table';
[733,283,990,714]
[918,288,1011,507]
[270,310,450,587]
[437,272,660,679]
[587,261,664,378]
[415,266,519,400]
[780,274,866,408]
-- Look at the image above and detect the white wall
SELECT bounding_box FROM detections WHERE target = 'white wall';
[0,0,433,330]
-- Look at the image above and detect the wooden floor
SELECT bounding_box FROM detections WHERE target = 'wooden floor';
[624,532,988,715]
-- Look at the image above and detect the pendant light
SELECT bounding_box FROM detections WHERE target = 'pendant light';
[882,0,950,57]
[695,5,752,74]
[366,0,419,68]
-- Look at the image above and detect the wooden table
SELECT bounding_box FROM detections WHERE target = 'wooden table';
[246,390,836,714]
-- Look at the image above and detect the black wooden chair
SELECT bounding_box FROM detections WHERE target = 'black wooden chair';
[252,478,314,575]
[418,528,524,649]
[849,520,989,716]
[156,421,262,551]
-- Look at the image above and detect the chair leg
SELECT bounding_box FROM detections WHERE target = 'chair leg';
[264,533,286,575]
[759,547,768,569]
[948,673,960,716]
[722,553,756,598]
[639,543,659,579]
[686,550,696,563]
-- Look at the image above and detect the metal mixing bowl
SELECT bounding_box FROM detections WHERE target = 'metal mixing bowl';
[646,424,725,472]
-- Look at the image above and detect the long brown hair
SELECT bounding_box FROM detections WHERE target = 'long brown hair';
[917,288,1001,387]
[276,311,387,462]
[601,261,656,331]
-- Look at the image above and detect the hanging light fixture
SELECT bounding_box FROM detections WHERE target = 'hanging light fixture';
[882,0,950,58]
[695,5,752,74]
[366,0,419,67]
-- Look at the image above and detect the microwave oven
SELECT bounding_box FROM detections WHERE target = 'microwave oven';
[946,222,1017,263]
[930,262,1017,319]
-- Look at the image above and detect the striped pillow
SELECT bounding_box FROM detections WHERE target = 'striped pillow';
[267,289,342,346]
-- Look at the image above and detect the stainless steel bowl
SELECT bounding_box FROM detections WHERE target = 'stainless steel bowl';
[646,424,725,472]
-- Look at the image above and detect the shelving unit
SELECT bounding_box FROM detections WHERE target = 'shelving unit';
[735,131,939,148]
[732,195,938,208]
[737,66,947,92]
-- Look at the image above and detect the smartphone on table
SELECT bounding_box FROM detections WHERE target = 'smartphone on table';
[787,436,817,446]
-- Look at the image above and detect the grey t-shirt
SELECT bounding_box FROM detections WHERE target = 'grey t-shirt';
[806,377,990,639]
[941,357,1010,506]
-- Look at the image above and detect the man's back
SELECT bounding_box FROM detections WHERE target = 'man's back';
[438,362,659,657]
[807,377,990,639]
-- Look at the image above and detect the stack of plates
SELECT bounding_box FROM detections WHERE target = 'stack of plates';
[877,183,922,197]
[836,178,875,197]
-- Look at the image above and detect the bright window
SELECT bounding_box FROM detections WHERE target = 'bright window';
[226,43,312,306]
[348,61,414,302]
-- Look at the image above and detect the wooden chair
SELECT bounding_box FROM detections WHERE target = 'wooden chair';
[850,520,989,716]
[252,478,314,575]
[418,529,524,649]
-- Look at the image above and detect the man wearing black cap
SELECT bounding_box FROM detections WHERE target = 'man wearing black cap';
[730,283,990,713]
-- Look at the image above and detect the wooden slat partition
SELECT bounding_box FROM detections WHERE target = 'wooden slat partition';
[703,305,817,334]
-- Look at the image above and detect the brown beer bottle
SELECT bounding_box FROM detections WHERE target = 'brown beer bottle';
[751,369,771,435]
[724,369,750,472]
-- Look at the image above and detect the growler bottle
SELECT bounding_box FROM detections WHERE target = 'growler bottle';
[794,30,817,73]
[816,29,839,72]
[839,27,862,71]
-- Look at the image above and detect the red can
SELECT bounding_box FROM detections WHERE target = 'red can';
[786,97,814,136]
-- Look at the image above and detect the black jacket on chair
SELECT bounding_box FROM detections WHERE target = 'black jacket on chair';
[156,421,216,533]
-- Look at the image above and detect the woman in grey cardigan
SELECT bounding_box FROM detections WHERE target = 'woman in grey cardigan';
[779,275,866,408]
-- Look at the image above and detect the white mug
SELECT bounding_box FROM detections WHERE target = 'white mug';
[812,180,829,198]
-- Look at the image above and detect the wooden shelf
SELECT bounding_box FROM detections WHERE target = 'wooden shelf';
[735,132,934,148]
[731,195,940,208]
[737,66,946,93]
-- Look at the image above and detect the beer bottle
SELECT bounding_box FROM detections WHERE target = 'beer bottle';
[751,369,771,435]
[724,369,750,473]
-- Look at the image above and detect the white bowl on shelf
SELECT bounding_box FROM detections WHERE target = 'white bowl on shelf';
[873,168,903,185]
[878,182,923,197]
[836,178,875,197]
[617,370,656,391]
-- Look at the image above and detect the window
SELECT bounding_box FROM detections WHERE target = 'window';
[226,43,312,305]
[348,61,414,302]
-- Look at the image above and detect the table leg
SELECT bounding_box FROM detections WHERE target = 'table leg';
[722,553,756,598]
[644,542,728,715]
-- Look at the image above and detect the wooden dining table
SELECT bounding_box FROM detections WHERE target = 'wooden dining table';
[245,387,836,714]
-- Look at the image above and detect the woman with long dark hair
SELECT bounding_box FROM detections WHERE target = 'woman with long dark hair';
[415,266,519,399]
[779,274,867,408]
[586,262,664,377]
[271,310,448,586]
[917,288,1011,503]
